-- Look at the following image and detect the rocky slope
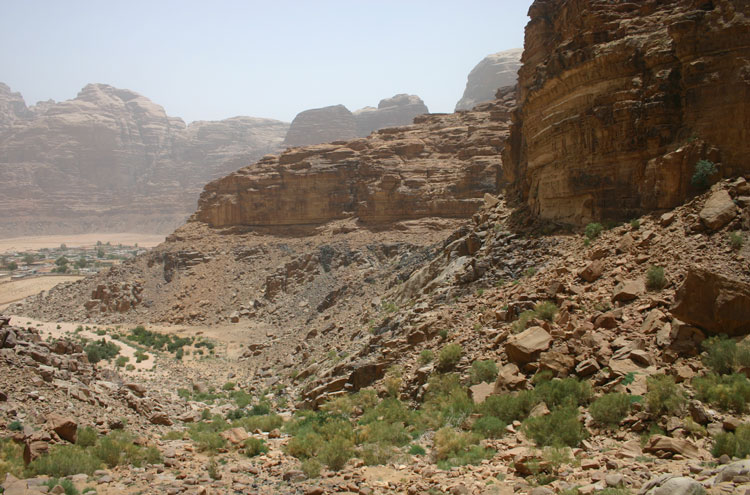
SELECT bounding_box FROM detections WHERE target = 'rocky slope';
[504,0,750,225]
[282,94,429,147]
[0,83,289,236]
[455,48,523,111]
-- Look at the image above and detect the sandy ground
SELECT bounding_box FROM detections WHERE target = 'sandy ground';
[0,275,83,310]
[0,233,166,253]
[7,315,155,371]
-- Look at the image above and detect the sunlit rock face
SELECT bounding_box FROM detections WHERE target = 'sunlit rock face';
[455,48,522,111]
[504,0,750,225]
[0,83,289,236]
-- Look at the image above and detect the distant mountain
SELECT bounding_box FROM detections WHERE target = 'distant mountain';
[455,48,522,111]
[282,94,428,148]
[0,83,289,236]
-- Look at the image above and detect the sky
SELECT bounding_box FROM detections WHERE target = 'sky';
[0,1,530,123]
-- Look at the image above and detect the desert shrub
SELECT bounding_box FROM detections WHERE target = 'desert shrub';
[470,360,498,384]
[729,231,744,250]
[409,444,426,456]
[286,430,322,459]
[26,445,102,476]
[590,393,632,427]
[645,266,666,290]
[585,223,604,240]
[511,309,537,333]
[534,301,558,322]
[92,430,161,468]
[472,416,506,438]
[115,356,129,368]
[84,339,120,364]
[702,335,750,375]
[384,366,403,397]
[712,424,750,458]
[43,478,79,495]
[437,344,463,371]
[243,437,268,457]
[691,159,717,189]
[421,374,473,428]
[360,443,396,466]
[134,350,148,363]
[693,373,750,412]
[76,426,98,447]
[230,390,253,409]
[222,381,236,391]
[301,458,321,478]
[523,407,587,447]
[419,349,434,365]
[645,374,684,416]
[630,219,640,230]
[8,420,22,432]
[0,437,24,481]
[361,397,414,427]
[319,435,354,471]
[433,427,492,469]
[480,391,538,424]
[534,377,592,409]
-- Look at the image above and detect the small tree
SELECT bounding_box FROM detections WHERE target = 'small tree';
[691,159,717,189]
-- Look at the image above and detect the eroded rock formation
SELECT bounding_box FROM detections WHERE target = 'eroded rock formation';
[282,94,429,147]
[193,87,515,229]
[455,48,522,111]
[0,83,289,236]
[504,0,750,224]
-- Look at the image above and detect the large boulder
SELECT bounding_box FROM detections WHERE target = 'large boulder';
[46,413,77,443]
[505,326,552,364]
[699,189,738,230]
[639,475,705,495]
[671,266,750,336]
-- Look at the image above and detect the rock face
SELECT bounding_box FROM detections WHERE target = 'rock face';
[282,95,428,147]
[504,0,750,224]
[194,87,515,229]
[0,83,289,236]
[455,48,523,111]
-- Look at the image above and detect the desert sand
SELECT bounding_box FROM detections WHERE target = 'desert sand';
[0,275,83,310]
[0,233,165,253]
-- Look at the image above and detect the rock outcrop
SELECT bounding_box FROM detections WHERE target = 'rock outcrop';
[455,48,522,111]
[0,83,289,236]
[282,95,428,147]
[504,0,750,224]
[194,88,514,229]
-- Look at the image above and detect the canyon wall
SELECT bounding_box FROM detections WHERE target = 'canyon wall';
[193,87,515,229]
[455,48,522,111]
[0,83,289,236]
[504,0,750,224]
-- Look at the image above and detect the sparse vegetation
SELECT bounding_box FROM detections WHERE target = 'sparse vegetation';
[729,231,744,250]
[533,301,558,322]
[712,424,750,458]
[693,373,750,412]
[590,393,632,428]
[630,219,640,230]
[691,159,717,189]
[419,349,434,365]
[523,407,587,447]
[470,359,498,384]
[585,222,603,240]
[645,374,684,416]
[43,478,79,495]
[645,265,666,290]
[437,344,463,371]
[243,437,268,457]
[701,335,750,375]
[84,339,120,364]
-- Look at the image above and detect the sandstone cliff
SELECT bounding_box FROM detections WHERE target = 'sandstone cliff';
[0,83,289,236]
[455,48,523,111]
[504,0,750,224]
[193,87,515,229]
[282,94,429,147]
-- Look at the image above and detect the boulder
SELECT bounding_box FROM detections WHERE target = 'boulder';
[699,189,738,230]
[643,435,703,459]
[220,427,250,445]
[505,326,552,364]
[149,412,173,426]
[639,475,704,495]
[46,413,77,443]
[578,260,605,283]
[671,266,750,336]
[612,279,645,303]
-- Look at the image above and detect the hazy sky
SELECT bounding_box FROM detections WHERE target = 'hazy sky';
[1,1,530,123]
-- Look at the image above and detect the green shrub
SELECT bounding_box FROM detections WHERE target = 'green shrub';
[43,478,79,495]
[419,349,434,365]
[235,413,283,433]
[534,377,592,409]
[421,374,473,428]
[362,419,411,447]
[645,266,666,290]
[480,391,538,424]
[702,335,750,375]
[585,223,604,240]
[691,159,717,189]
[511,310,537,334]
[470,360,498,384]
[729,231,744,250]
[523,407,587,447]
[92,431,161,468]
[115,356,129,368]
[534,301,558,322]
[590,393,631,427]
[472,416,506,438]
[0,437,24,481]
[319,435,354,471]
[645,374,684,416]
[8,420,22,432]
[408,444,426,456]
[630,219,640,230]
[243,437,268,457]
[84,339,120,364]
[76,427,98,448]
[437,344,463,371]
[433,427,492,469]
[286,430,322,459]
[189,431,227,453]
[360,443,395,466]
[26,445,102,476]
[222,381,236,391]
[712,424,750,458]
[693,373,750,412]
[301,458,321,478]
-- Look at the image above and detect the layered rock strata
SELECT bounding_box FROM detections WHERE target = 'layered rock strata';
[194,88,515,229]
[504,0,750,224]
[0,83,289,236]
[455,48,523,111]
